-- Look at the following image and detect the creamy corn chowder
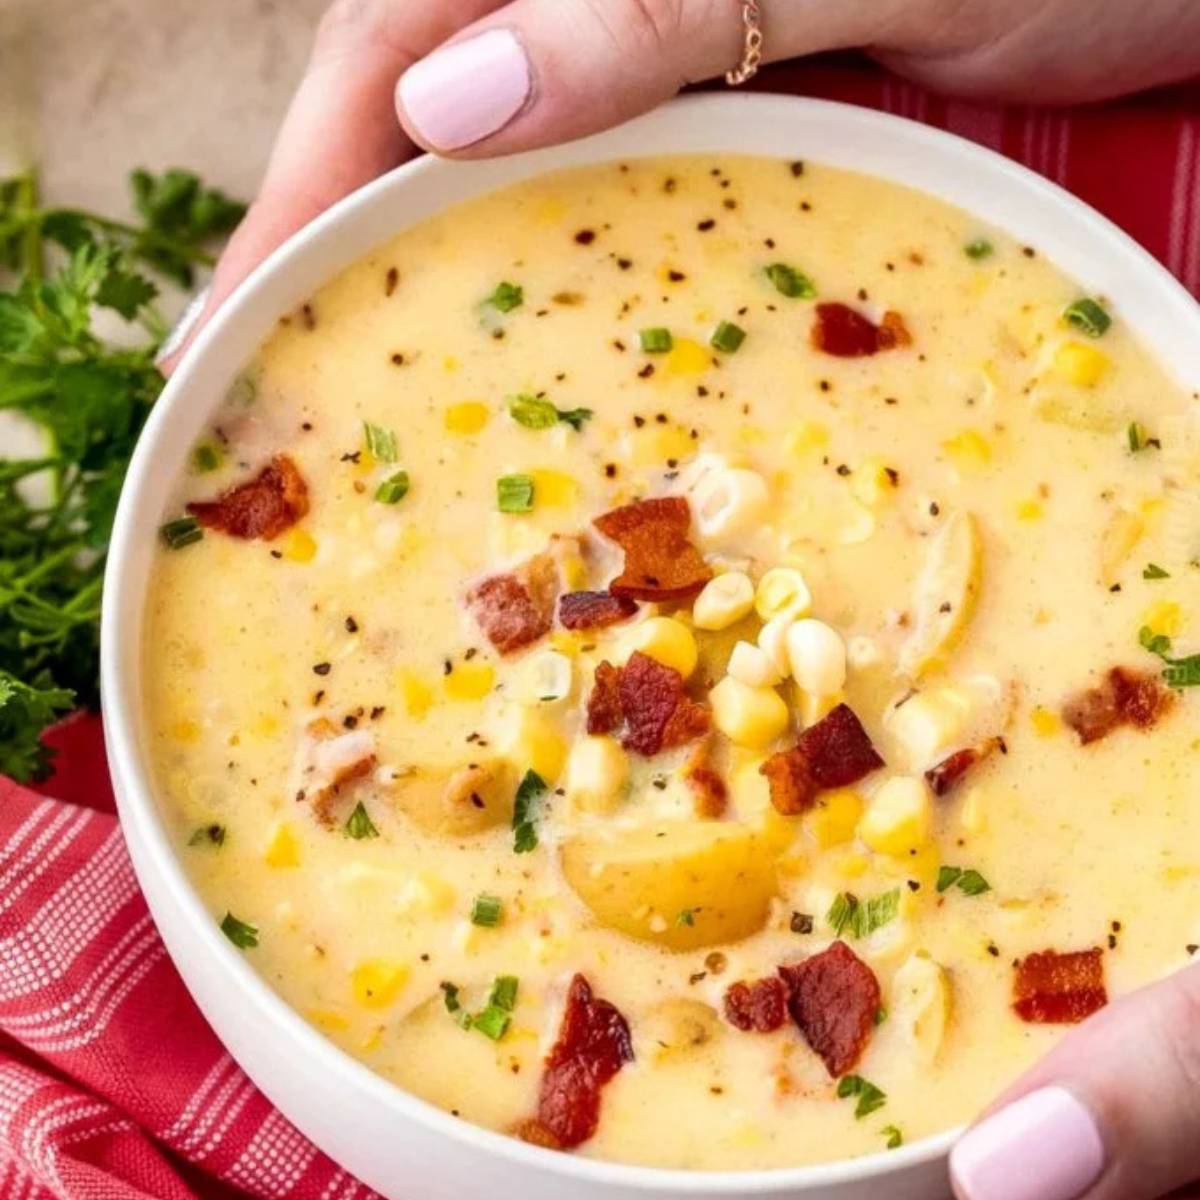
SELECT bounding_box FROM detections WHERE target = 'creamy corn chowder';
[144,155,1200,1171]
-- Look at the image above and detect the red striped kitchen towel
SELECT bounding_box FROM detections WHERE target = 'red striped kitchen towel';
[1,57,1198,1200]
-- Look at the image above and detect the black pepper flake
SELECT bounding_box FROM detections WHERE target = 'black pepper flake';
[341,451,362,464]
[723,198,737,210]
[819,380,832,393]
[836,464,851,477]
[907,880,921,892]
[604,463,617,478]
[667,269,686,282]
[574,229,596,245]
[464,647,478,661]
[312,662,331,676]
[443,658,453,676]
[617,257,633,270]
[301,303,316,330]
[884,396,899,406]
[270,550,283,560]
[663,177,677,193]
[370,706,385,720]
[1109,583,1122,593]
[390,352,405,366]
[986,942,1000,957]
[697,218,716,232]
[697,385,709,397]
[613,338,626,352]
[857,288,869,301]
[789,160,805,177]
[688,971,707,985]
[301,421,313,431]
[1188,944,1198,956]
[384,267,399,296]
[345,616,359,633]
[343,715,358,730]
[638,364,655,379]
[1107,934,1118,949]
[655,412,668,424]
[884,467,900,485]
[1023,246,1037,258]
[764,237,776,249]
[313,689,325,705]
[790,912,814,934]
[633,415,646,428]
[929,501,941,516]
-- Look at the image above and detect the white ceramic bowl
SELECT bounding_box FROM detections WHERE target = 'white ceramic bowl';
[102,94,1200,1200]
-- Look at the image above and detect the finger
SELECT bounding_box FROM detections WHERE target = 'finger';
[161,0,503,374]
[950,962,1200,1200]
[394,0,896,158]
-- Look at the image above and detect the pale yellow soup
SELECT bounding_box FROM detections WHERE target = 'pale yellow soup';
[144,155,1200,1170]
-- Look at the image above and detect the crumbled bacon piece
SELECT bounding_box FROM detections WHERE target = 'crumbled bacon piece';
[535,974,634,1149]
[618,652,710,756]
[1013,949,1107,1024]
[299,721,376,824]
[811,303,912,358]
[559,591,638,630]
[925,736,1006,797]
[511,1118,565,1151]
[593,496,712,602]
[724,977,788,1033]
[466,549,561,655]
[188,454,309,540]
[778,940,881,1078]
[586,661,623,736]
[760,704,884,815]
[683,739,727,817]
[1062,666,1174,745]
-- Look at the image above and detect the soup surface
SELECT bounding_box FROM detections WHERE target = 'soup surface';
[143,155,1200,1170]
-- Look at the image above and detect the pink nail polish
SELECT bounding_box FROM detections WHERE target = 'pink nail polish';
[398,29,531,151]
[951,1088,1106,1200]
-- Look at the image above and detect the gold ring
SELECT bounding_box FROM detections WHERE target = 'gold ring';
[725,0,764,86]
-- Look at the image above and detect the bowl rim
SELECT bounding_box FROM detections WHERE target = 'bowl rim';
[101,91,1200,1195]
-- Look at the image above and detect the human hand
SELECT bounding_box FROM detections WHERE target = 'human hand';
[950,960,1200,1200]
[160,0,1200,364]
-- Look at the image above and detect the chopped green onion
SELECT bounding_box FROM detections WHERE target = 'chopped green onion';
[512,769,547,852]
[363,422,399,462]
[1143,563,1170,580]
[1139,624,1200,689]
[471,1004,512,1041]
[489,975,519,1012]
[344,801,379,840]
[1063,297,1112,338]
[470,893,504,927]
[639,326,673,353]
[486,281,524,313]
[827,888,900,939]
[497,473,535,514]
[160,516,203,550]
[188,823,226,847]
[873,1007,888,1026]
[509,395,558,429]
[937,865,991,896]
[676,908,697,927]
[220,912,258,949]
[557,407,594,432]
[191,442,223,472]
[710,321,747,353]
[440,981,462,1012]
[375,470,410,505]
[1140,625,1173,656]
[1127,421,1157,453]
[837,1074,887,1119]
[882,1124,904,1149]
[765,262,817,299]
[964,239,994,261]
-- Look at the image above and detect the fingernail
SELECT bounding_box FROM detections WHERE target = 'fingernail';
[951,1088,1106,1200]
[155,285,210,366]
[398,29,531,151]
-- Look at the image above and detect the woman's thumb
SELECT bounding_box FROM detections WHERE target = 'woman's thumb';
[951,961,1200,1200]
[394,0,882,158]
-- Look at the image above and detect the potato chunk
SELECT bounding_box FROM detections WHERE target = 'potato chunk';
[890,952,952,1065]
[560,821,776,951]
[392,758,516,836]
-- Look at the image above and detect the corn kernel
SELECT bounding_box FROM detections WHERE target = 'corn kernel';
[620,617,698,678]
[888,687,972,769]
[566,736,629,814]
[960,786,988,836]
[1053,341,1110,388]
[504,708,567,782]
[786,619,846,696]
[282,528,317,562]
[633,423,696,466]
[1143,599,1183,638]
[444,401,490,435]
[1015,498,1044,521]
[396,871,456,916]
[755,567,813,621]
[1030,706,1061,737]
[665,337,711,376]
[851,458,899,508]
[797,688,842,729]
[350,959,410,1009]
[835,850,869,878]
[858,776,932,858]
[757,614,794,677]
[941,430,992,469]
[727,641,782,688]
[785,422,830,458]
[443,661,495,702]
[514,650,573,706]
[693,571,755,630]
[550,630,584,657]
[710,676,790,748]
[396,670,434,719]
[692,467,770,546]
[264,822,300,868]
[308,1008,350,1033]
[808,789,863,848]
[529,469,578,508]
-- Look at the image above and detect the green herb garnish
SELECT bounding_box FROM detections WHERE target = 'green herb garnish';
[486,281,524,313]
[363,422,398,463]
[1063,297,1112,338]
[497,473,535,514]
[512,768,547,853]
[765,262,817,299]
[220,912,258,949]
[453,975,519,1041]
[1127,422,1153,453]
[676,908,697,927]
[837,1074,887,1119]
[1139,625,1200,688]
[936,866,992,896]
[508,394,594,433]
[375,470,410,505]
[964,239,994,261]
[160,517,203,550]
[1143,563,1170,580]
[344,801,379,840]
[710,321,747,353]
[882,1124,904,1149]
[0,167,243,782]
[470,893,504,927]
[188,823,226,847]
[191,442,223,473]
[639,326,673,353]
[827,888,901,939]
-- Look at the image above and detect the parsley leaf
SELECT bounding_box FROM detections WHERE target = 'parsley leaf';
[837,1074,887,1119]
[512,769,547,853]
[827,888,901,939]
[1138,625,1200,689]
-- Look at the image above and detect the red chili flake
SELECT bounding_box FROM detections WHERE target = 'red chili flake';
[559,591,639,631]
[683,739,727,818]
[618,651,710,756]
[535,974,634,1149]
[760,704,884,815]
[586,661,623,735]
[1013,948,1107,1024]
[723,976,788,1033]
[811,303,912,358]
[925,736,1006,797]
[188,454,309,540]
[778,940,881,1078]
[466,550,560,655]
[1062,666,1174,745]
[593,496,712,602]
